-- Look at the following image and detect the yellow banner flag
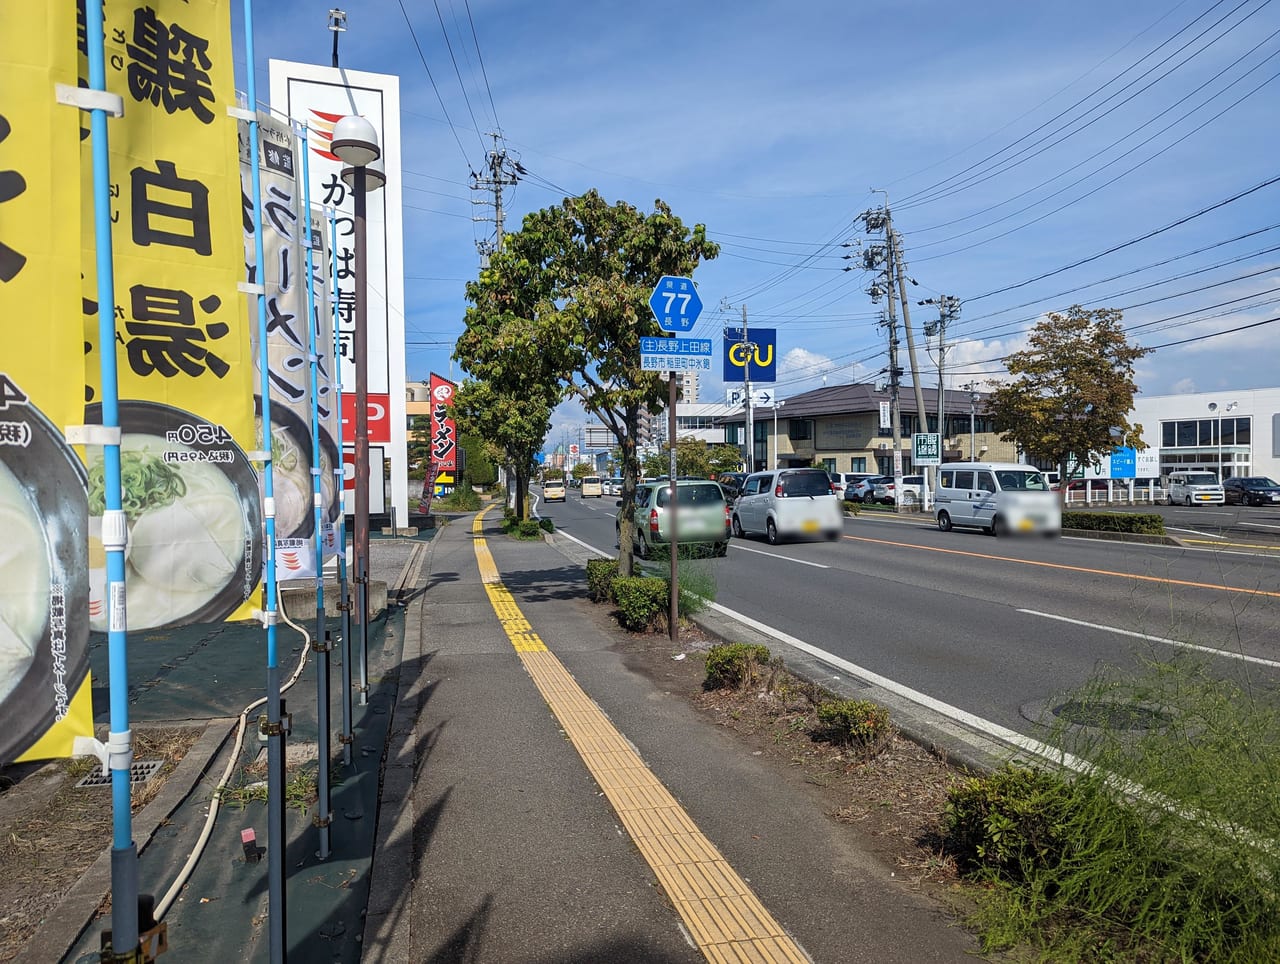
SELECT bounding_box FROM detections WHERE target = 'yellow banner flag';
[0,4,94,764]
[80,0,262,632]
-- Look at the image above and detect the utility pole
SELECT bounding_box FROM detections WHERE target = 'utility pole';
[922,294,961,460]
[862,211,904,505]
[471,131,520,267]
[880,200,929,473]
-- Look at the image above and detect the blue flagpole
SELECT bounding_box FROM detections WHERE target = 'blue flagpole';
[84,1,139,956]
[298,123,331,859]
[329,207,354,767]
[240,2,286,959]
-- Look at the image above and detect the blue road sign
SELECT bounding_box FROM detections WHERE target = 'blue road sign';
[640,336,714,372]
[648,276,703,333]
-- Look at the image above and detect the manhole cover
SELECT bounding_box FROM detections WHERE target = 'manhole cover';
[1051,699,1174,731]
[76,760,163,789]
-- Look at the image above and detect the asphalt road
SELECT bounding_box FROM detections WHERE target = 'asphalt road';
[536,487,1280,738]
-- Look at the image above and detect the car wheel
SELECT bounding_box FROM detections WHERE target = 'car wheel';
[1185,495,1193,507]
[826,529,841,542]
[732,515,745,538]
[901,491,918,507]
[766,520,779,545]
[635,533,649,559]
[937,511,952,532]
[992,515,1009,538]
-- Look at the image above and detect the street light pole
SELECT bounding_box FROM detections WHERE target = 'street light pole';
[333,116,383,709]
[968,384,978,461]
[772,399,785,468]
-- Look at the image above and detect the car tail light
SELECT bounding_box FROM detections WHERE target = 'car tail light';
[775,483,784,497]
[724,504,732,527]
[649,508,659,533]
[830,481,838,494]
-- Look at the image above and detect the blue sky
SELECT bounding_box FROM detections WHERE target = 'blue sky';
[235,1,1280,445]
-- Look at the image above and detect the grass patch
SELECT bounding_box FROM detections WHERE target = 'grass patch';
[945,657,1280,961]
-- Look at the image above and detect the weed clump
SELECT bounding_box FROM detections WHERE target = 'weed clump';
[815,698,892,756]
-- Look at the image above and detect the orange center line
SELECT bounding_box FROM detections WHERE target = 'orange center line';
[841,534,1280,599]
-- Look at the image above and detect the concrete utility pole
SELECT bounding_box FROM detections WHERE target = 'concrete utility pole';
[922,294,960,470]
[881,202,929,462]
[472,131,519,266]
[863,209,903,503]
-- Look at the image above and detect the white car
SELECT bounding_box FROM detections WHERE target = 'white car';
[731,468,843,544]
[872,475,924,506]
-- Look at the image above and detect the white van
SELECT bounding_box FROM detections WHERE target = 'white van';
[1164,470,1224,506]
[934,463,1060,536]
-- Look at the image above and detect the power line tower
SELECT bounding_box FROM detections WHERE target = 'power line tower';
[471,131,521,267]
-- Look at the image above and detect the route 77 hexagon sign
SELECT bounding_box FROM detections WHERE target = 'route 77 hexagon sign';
[648,276,703,333]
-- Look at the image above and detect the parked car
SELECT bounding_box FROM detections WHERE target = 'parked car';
[731,468,843,544]
[1164,470,1225,506]
[847,475,890,503]
[616,480,731,558]
[872,475,925,506]
[829,472,879,501]
[714,472,749,501]
[580,476,603,498]
[542,479,567,502]
[568,477,581,488]
[934,463,1060,536]
[1223,476,1280,506]
[604,477,624,496]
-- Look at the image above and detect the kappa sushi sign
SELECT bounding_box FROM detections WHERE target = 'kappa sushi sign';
[429,374,457,473]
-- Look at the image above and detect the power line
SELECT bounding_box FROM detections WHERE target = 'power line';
[396,0,477,174]
[430,0,487,155]
[462,0,501,130]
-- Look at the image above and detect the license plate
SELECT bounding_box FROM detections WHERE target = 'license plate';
[802,519,819,533]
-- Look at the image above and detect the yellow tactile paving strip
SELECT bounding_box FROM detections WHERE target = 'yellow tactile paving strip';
[470,510,809,963]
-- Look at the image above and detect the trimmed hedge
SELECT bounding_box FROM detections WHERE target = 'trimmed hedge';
[816,698,892,753]
[1062,511,1165,535]
[704,642,772,690]
[611,576,668,631]
[585,558,619,603]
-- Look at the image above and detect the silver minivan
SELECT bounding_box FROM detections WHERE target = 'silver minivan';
[1164,470,1224,506]
[731,468,843,545]
[934,462,1060,536]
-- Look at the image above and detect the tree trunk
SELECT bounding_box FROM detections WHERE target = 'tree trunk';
[617,404,641,577]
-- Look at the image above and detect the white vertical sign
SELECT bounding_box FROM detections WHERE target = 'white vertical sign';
[269,60,409,523]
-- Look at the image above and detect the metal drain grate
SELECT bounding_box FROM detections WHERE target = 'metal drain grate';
[76,760,163,789]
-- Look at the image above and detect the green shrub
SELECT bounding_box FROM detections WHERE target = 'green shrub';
[514,519,542,539]
[611,576,668,632]
[1062,511,1165,535]
[585,558,619,603]
[943,765,1078,881]
[704,642,772,690]
[438,486,480,511]
[816,698,892,754]
[538,516,554,533]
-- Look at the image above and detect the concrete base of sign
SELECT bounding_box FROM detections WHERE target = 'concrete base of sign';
[280,579,388,618]
[381,526,419,537]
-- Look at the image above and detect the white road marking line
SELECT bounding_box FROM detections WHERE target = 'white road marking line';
[1166,527,1225,538]
[1240,520,1280,530]
[729,543,830,568]
[1016,609,1280,669]
[555,529,611,558]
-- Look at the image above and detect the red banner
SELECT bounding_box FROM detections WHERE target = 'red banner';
[429,374,457,473]
[340,392,391,444]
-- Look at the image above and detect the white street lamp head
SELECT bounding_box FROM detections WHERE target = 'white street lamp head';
[331,114,380,166]
[342,154,385,192]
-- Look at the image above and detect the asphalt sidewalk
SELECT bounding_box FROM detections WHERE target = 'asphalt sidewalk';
[364,509,983,962]
[12,506,989,962]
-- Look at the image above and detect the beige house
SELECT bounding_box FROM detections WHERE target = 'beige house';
[721,382,1015,474]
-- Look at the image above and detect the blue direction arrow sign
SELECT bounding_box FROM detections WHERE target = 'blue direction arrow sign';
[649,276,703,333]
[640,336,713,372]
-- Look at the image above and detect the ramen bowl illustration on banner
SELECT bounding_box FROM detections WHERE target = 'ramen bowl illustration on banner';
[254,401,341,539]
[0,399,90,764]
[85,401,264,631]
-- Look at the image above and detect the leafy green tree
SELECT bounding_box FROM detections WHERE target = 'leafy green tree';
[450,378,555,520]
[459,189,718,574]
[985,306,1150,485]
[459,432,498,487]
[706,443,744,477]
[643,437,712,478]
[570,462,595,480]
[407,414,433,472]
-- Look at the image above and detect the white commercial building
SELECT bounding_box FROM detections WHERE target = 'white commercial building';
[1132,387,1280,482]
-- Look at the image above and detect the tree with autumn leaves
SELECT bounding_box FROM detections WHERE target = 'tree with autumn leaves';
[985,306,1151,486]
[454,189,718,574]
